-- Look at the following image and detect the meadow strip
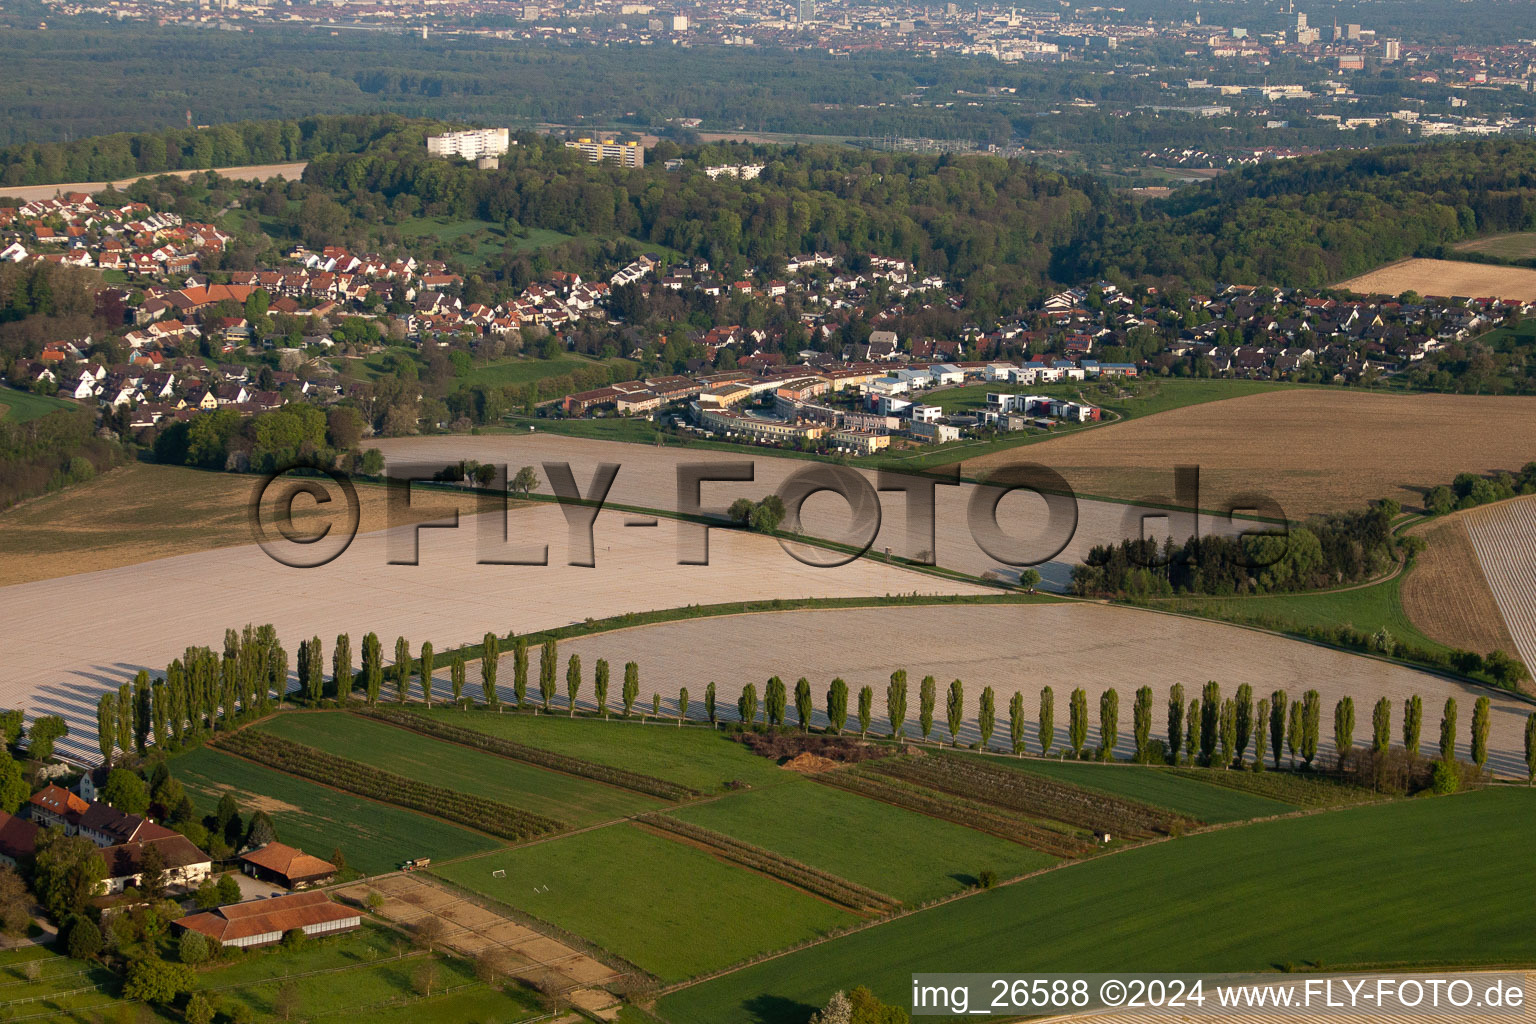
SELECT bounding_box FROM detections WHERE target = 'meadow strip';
[639,814,901,914]
[216,729,566,840]
[357,706,698,801]
[814,769,1092,857]
[869,754,1190,838]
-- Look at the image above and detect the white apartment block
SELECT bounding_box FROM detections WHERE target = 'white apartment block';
[427,128,512,161]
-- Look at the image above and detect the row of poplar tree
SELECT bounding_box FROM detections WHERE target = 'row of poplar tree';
[94,629,1536,783]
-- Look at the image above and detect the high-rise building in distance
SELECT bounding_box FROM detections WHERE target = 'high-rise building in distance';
[798,0,814,22]
[565,138,646,168]
[426,128,511,161]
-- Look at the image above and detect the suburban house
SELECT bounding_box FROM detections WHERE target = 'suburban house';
[238,842,336,889]
[173,891,361,949]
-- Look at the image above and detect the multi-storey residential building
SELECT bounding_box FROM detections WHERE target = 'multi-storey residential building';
[426,128,511,161]
[565,138,646,168]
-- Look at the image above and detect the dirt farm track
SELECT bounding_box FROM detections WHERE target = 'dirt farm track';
[0,161,308,203]
[1335,257,1536,301]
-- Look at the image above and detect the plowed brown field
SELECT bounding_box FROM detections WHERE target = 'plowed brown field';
[1336,257,1536,301]
[1401,516,1519,662]
[1464,495,1536,681]
[967,389,1536,516]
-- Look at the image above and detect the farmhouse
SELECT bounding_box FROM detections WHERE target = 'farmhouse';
[174,890,361,949]
[239,842,337,889]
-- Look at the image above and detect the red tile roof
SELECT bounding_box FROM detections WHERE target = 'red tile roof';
[174,891,358,944]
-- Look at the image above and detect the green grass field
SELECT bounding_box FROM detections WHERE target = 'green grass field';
[0,386,76,422]
[659,788,1536,1024]
[0,926,544,1024]
[459,352,637,390]
[170,746,500,874]
[434,823,856,981]
[972,755,1297,823]
[1453,232,1536,262]
[258,712,663,826]
[667,776,1053,903]
[1143,573,1450,656]
[424,711,789,792]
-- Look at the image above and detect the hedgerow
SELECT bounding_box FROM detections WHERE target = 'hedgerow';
[639,814,901,915]
[356,706,698,801]
[869,754,1190,838]
[217,728,566,841]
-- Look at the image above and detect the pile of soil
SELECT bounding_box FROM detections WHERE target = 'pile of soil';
[781,751,842,774]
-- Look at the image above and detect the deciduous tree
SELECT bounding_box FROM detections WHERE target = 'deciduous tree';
[858,686,873,739]
[419,641,434,706]
[1253,698,1270,771]
[451,649,466,706]
[886,670,908,739]
[333,632,353,699]
[514,637,529,706]
[1372,697,1391,754]
[1301,689,1321,767]
[623,662,639,717]
[1068,687,1087,759]
[594,659,610,718]
[565,654,582,716]
[363,632,383,705]
[1234,683,1254,760]
[919,675,936,742]
[678,687,689,725]
[826,678,848,735]
[1471,696,1490,771]
[738,683,758,727]
[96,695,115,765]
[540,638,558,711]
[706,682,717,726]
[1334,696,1355,764]
[1199,681,1220,765]
[765,676,787,727]
[1218,698,1236,769]
[795,677,813,731]
[1099,688,1119,761]
[1269,689,1288,769]
[1009,691,1025,755]
[1038,686,1055,756]
[978,687,996,750]
[393,636,411,703]
[481,633,499,705]
[1440,697,1458,763]
[946,680,965,746]
[1167,683,1186,764]
[1133,686,1152,762]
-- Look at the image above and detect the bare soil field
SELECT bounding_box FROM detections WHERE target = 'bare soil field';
[333,874,621,992]
[0,500,984,763]
[1335,257,1536,301]
[0,161,308,203]
[967,389,1536,517]
[0,463,501,586]
[1400,515,1519,662]
[375,434,1248,590]
[543,603,1535,777]
[1464,495,1536,680]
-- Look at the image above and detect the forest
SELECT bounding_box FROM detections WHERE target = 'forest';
[1067,140,1536,289]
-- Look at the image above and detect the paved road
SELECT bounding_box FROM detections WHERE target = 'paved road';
[2,161,308,203]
